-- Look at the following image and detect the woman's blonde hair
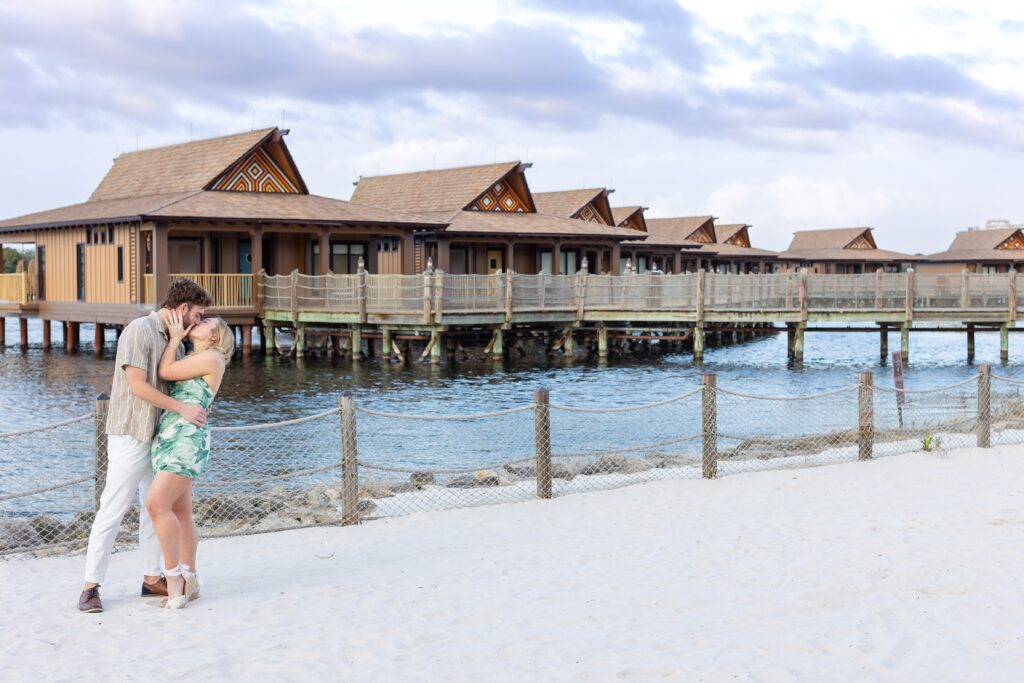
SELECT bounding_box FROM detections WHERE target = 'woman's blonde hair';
[205,317,235,365]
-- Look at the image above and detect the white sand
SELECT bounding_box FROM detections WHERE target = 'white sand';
[4,446,1024,682]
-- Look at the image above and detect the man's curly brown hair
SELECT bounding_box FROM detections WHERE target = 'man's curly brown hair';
[160,277,212,309]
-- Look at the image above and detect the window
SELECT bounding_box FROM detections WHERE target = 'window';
[331,242,367,274]
[560,250,578,275]
[636,256,649,274]
[540,250,553,275]
[117,246,124,282]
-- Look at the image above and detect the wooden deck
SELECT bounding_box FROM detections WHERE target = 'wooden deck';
[260,268,1020,362]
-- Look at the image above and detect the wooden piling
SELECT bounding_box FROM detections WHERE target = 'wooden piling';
[0,316,5,346]
[1000,323,1009,363]
[977,364,991,448]
[382,328,393,361]
[858,371,873,461]
[430,330,442,364]
[294,323,306,358]
[693,323,705,363]
[491,328,504,359]
[351,325,363,361]
[20,317,28,348]
[900,323,910,363]
[597,325,609,359]
[563,328,575,357]
[93,323,104,356]
[535,387,552,499]
[967,323,975,362]
[68,322,79,351]
[241,325,252,356]
[42,320,50,350]
[794,323,805,363]
[339,392,359,525]
[879,323,888,361]
[701,373,717,479]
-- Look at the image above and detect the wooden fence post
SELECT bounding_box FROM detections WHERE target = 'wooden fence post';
[695,268,705,323]
[977,364,991,448]
[701,373,717,479]
[875,268,883,309]
[94,394,110,511]
[505,269,515,322]
[422,258,434,325]
[340,392,360,525]
[799,268,809,322]
[535,388,552,499]
[905,267,915,322]
[256,268,266,318]
[357,257,367,324]
[858,371,873,461]
[433,269,445,323]
[575,258,588,322]
[1009,269,1017,322]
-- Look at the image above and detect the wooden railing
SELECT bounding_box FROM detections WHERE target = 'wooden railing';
[141,274,253,307]
[261,268,1024,323]
[0,272,30,304]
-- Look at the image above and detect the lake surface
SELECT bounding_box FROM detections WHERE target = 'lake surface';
[3,316,1024,498]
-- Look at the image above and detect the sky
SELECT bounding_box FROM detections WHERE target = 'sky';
[1,0,1023,253]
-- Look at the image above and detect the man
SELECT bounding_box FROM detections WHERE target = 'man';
[78,278,212,613]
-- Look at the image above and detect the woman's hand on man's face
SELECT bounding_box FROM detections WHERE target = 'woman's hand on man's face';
[167,309,192,341]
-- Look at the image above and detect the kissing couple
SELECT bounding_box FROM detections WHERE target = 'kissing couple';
[78,278,234,612]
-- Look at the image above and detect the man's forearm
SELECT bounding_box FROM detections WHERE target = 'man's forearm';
[128,378,182,415]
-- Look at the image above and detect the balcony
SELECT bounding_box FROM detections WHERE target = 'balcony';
[143,274,255,309]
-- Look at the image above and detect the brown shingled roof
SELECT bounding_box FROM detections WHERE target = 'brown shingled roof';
[927,228,1024,262]
[642,216,715,244]
[89,129,280,201]
[418,210,643,239]
[611,206,645,227]
[533,188,606,219]
[350,161,525,213]
[714,223,749,244]
[0,191,443,233]
[778,227,921,261]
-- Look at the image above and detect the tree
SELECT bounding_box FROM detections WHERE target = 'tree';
[3,246,34,274]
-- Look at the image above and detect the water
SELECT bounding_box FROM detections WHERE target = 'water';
[2,317,1023,495]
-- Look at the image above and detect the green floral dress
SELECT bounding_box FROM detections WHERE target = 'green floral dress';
[151,376,214,479]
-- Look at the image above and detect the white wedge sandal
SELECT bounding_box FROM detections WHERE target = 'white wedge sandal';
[181,564,200,602]
[161,565,189,609]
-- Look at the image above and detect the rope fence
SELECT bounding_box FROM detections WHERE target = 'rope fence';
[3,365,1022,558]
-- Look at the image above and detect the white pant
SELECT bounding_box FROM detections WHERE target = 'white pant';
[83,435,162,584]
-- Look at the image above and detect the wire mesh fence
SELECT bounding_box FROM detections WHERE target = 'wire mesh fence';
[4,367,1022,559]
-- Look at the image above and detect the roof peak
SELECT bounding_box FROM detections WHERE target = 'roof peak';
[114,128,279,159]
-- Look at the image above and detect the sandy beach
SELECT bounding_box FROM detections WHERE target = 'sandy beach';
[3,445,1023,682]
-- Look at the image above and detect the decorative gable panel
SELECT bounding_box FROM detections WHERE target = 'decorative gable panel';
[212,147,299,193]
[469,178,528,212]
[846,234,875,250]
[725,230,750,247]
[997,232,1024,250]
[686,224,715,243]
[574,203,608,224]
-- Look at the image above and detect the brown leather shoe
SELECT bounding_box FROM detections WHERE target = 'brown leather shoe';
[79,586,103,613]
[141,576,168,597]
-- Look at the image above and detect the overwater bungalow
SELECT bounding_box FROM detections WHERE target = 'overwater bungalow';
[919,226,1024,273]
[706,223,778,273]
[350,165,642,275]
[776,227,919,274]
[0,127,443,347]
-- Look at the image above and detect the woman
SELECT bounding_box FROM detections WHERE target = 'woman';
[145,311,234,609]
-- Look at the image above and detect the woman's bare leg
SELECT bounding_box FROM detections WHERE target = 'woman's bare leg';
[145,472,192,598]
[172,480,198,573]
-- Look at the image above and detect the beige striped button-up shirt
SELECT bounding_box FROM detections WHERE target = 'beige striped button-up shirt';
[105,311,184,443]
